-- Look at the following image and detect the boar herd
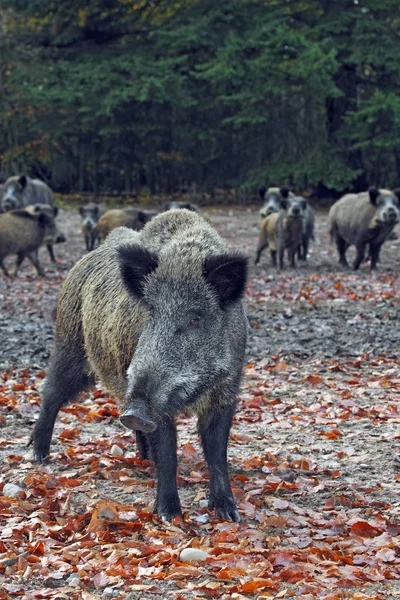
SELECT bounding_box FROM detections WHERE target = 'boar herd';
[256,185,399,271]
[1,174,399,523]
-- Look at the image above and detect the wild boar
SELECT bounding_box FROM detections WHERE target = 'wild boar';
[97,208,157,242]
[164,200,199,212]
[1,175,63,262]
[258,185,291,218]
[0,205,62,277]
[329,187,400,270]
[79,203,103,251]
[298,202,315,261]
[30,210,248,522]
[255,196,306,268]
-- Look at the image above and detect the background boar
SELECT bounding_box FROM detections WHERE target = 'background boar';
[31,210,248,522]
[97,208,157,242]
[298,201,315,261]
[0,205,61,277]
[164,200,199,212]
[329,187,400,270]
[255,196,306,268]
[258,185,291,218]
[79,203,103,251]
[1,175,64,262]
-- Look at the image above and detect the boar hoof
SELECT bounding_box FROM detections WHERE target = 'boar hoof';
[209,495,240,522]
[120,409,156,433]
[154,497,182,521]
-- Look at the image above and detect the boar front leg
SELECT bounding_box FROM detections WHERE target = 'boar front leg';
[369,243,381,270]
[353,243,366,270]
[148,417,181,520]
[47,244,56,263]
[199,404,239,522]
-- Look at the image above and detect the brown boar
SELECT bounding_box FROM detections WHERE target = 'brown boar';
[1,175,64,263]
[329,187,400,270]
[0,205,61,277]
[97,208,157,242]
[31,210,248,522]
[255,196,306,268]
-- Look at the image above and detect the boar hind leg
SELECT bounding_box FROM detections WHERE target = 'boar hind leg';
[199,404,239,522]
[255,241,268,265]
[270,250,277,267]
[0,260,10,277]
[24,251,45,277]
[47,244,56,263]
[147,417,181,520]
[31,343,94,462]
[335,234,349,267]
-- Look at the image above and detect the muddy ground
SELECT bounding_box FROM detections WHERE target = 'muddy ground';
[0,205,400,599]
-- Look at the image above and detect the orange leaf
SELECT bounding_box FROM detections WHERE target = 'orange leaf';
[350,521,382,537]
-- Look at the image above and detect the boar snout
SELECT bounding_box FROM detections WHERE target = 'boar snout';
[120,406,157,432]
[383,206,399,224]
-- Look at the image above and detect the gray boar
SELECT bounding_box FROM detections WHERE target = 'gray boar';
[97,208,157,242]
[255,196,306,268]
[0,205,61,277]
[258,185,291,218]
[1,175,63,262]
[31,210,248,522]
[329,187,400,270]
[164,200,199,212]
[298,202,315,261]
[79,203,102,251]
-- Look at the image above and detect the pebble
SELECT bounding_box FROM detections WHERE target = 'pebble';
[103,587,119,598]
[110,444,124,456]
[66,573,81,586]
[2,483,24,498]
[199,499,208,508]
[179,548,209,562]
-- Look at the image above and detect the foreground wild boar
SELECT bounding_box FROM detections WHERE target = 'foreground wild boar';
[1,175,63,262]
[31,210,248,521]
[329,187,400,270]
[258,185,291,218]
[255,196,306,268]
[79,203,103,251]
[97,208,157,242]
[0,205,61,277]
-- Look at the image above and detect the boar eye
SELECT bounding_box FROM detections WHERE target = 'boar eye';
[187,317,201,329]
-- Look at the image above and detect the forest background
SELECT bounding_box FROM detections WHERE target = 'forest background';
[1,0,400,200]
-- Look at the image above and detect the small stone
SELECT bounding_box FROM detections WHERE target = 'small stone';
[66,573,81,586]
[103,587,119,598]
[179,548,209,562]
[2,483,24,498]
[110,444,124,457]
[199,499,208,508]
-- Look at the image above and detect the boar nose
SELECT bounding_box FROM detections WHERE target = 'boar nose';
[386,207,398,221]
[120,405,157,432]
[292,206,300,216]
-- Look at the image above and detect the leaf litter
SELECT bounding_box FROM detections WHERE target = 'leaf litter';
[0,206,400,598]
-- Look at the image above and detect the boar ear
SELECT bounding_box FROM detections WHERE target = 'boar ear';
[18,175,27,189]
[280,185,290,199]
[204,252,248,307]
[118,245,158,297]
[393,189,400,204]
[258,186,266,199]
[137,210,147,224]
[368,187,380,205]
[53,206,59,217]
[164,201,171,211]
[300,198,308,210]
